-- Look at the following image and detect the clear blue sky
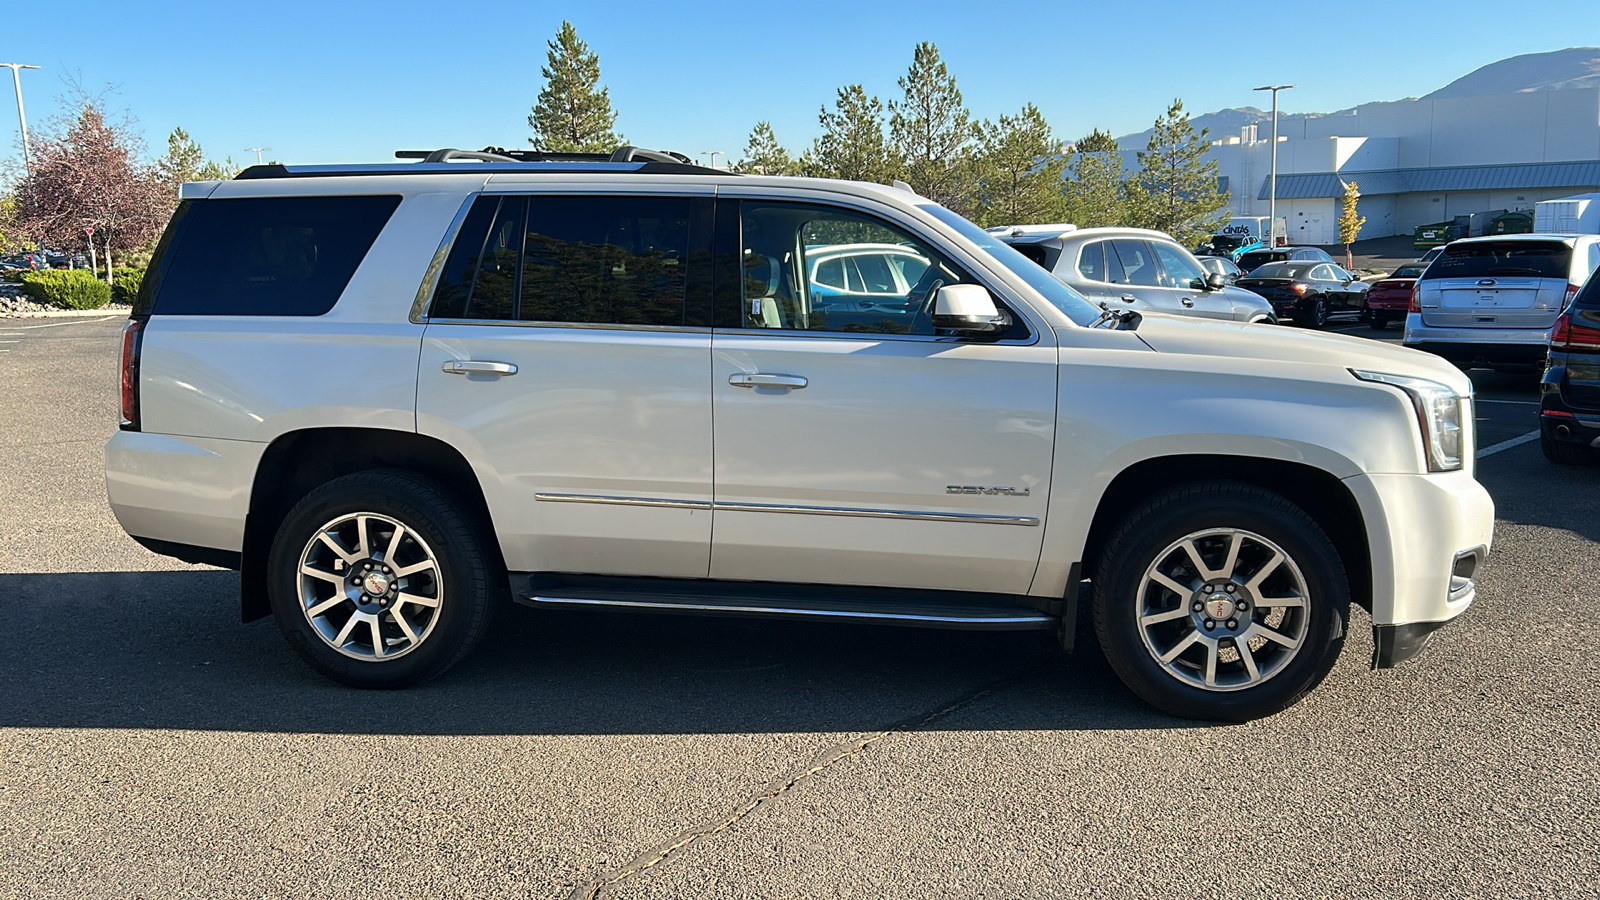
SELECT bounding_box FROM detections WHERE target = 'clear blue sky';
[1,0,1593,171]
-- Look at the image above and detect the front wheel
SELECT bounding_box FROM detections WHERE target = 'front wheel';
[1092,482,1349,722]
[267,470,499,688]
[1369,315,1388,330]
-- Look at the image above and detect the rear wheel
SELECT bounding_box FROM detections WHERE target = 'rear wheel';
[1369,315,1387,330]
[1092,482,1349,722]
[1299,296,1328,328]
[1542,434,1596,466]
[267,470,498,688]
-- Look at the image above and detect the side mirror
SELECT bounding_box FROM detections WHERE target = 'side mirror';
[1204,272,1227,291]
[932,284,1009,333]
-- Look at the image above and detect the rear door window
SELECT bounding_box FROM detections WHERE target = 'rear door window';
[1076,242,1106,281]
[1422,241,1571,280]
[1110,240,1160,287]
[150,195,401,316]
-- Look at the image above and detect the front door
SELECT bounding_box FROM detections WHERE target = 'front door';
[416,191,716,579]
[708,198,1058,594]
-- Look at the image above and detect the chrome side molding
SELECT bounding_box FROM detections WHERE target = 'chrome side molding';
[533,493,1038,526]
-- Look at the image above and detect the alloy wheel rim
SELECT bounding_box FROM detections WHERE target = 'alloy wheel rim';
[296,512,443,661]
[1134,527,1311,692]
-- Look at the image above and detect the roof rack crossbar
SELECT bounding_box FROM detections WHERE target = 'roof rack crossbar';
[396,147,616,163]
[608,146,692,165]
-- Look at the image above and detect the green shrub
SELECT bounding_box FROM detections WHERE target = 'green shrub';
[19,270,112,310]
[111,267,144,305]
[1,267,26,283]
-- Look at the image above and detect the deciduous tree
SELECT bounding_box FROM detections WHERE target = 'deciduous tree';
[14,103,167,284]
[971,104,1068,228]
[528,21,622,153]
[1124,100,1229,247]
[889,41,977,212]
[733,122,797,175]
[1339,180,1365,268]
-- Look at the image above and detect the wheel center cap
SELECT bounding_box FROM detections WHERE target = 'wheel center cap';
[1205,593,1235,620]
[362,571,392,596]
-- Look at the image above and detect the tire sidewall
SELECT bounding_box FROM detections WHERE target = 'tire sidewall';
[266,472,493,688]
[1094,486,1349,722]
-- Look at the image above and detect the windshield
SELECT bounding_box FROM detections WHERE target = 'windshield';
[1240,250,1287,267]
[918,204,1100,325]
[1392,264,1427,279]
[1422,241,1570,280]
[1246,262,1314,280]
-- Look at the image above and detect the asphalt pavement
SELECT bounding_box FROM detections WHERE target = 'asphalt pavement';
[1,316,1596,899]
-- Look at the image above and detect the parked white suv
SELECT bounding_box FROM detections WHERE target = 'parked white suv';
[106,146,1494,721]
[1404,234,1600,370]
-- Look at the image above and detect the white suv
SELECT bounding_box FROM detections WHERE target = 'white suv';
[106,146,1494,721]
[1404,233,1600,370]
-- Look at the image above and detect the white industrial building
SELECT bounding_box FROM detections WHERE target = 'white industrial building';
[1203,87,1600,244]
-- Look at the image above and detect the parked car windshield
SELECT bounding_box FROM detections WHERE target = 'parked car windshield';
[1239,250,1288,268]
[918,204,1100,325]
[1392,264,1427,279]
[1245,262,1314,280]
[1423,241,1570,280]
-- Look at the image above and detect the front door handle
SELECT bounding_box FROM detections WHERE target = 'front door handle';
[729,373,808,390]
[1119,293,1137,303]
[442,360,518,376]
[1181,297,1195,307]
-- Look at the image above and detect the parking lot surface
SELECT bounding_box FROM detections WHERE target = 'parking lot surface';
[2,316,1596,899]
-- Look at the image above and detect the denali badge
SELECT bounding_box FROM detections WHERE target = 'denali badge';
[947,485,1031,496]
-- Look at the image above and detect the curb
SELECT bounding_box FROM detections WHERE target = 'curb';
[0,307,131,320]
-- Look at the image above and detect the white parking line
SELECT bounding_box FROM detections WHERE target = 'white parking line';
[1477,430,1540,458]
[8,316,119,329]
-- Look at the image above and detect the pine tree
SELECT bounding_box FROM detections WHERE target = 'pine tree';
[1339,180,1366,268]
[196,157,241,181]
[733,122,797,175]
[889,41,977,211]
[157,128,204,186]
[806,85,895,184]
[1124,100,1229,247]
[971,104,1068,228]
[527,21,622,153]
[1064,128,1125,229]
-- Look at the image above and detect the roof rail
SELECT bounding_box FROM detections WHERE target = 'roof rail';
[608,146,692,165]
[395,146,610,163]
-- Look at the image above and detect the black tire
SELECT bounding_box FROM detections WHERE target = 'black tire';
[1091,482,1349,722]
[1369,316,1387,330]
[267,470,499,688]
[1542,434,1596,466]
[1298,296,1328,329]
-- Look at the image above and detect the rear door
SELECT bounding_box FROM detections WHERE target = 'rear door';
[416,191,716,579]
[1418,240,1572,330]
[1109,239,1183,313]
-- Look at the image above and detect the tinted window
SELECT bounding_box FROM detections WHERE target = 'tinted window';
[814,257,845,289]
[1392,264,1427,279]
[1077,242,1106,281]
[466,197,525,320]
[429,197,501,319]
[1240,250,1287,269]
[1111,240,1161,287]
[153,196,400,316]
[1249,262,1315,280]
[1422,241,1571,281]
[520,195,692,326]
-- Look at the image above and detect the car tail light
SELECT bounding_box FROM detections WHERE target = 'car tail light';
[1290,283,1307,294]
[1567,284,1581,307]
[119,318,144,430]
[1551,312,1600,351]
[1408,284,1421,313]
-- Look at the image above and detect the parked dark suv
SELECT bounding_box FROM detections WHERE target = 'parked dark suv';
[1541,271,1600,464]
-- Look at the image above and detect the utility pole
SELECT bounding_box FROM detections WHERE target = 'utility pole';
[1253,84,1294,247]
[1,63,39,171]
[245,147,271,164]
[704,150,724,169]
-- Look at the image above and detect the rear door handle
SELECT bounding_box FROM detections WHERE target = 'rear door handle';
[729,373,808,390]
[442,360,518,376]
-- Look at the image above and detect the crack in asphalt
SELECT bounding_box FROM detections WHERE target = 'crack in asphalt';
[564,661,1051,900]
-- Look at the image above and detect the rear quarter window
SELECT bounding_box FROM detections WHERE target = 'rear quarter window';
[1422,241,1571,281]
[148,195,401,315]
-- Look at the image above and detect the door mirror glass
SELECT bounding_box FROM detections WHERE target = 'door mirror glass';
[932,284,1007,332]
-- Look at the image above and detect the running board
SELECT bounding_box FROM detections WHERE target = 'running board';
[514,574,1057,631]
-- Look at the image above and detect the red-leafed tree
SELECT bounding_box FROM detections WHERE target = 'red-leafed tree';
[14,102,169,284]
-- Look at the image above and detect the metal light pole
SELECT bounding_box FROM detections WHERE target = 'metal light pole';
[704,150,724,169]
[1254,84,1294,247]
[245,147,271,164]
[1,63,39,171]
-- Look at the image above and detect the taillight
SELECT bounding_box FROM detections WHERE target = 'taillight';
[1408,283,1421,313]
[1551,312,1600,351]
[1290,283,1307,294]
[119,318,144,430]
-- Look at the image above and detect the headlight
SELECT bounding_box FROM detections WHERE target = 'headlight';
[1351,370,1468,472]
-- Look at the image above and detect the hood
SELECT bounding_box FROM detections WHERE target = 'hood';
[1127,314,1474,395]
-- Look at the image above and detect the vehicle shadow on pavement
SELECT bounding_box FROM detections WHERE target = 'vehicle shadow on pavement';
[0,570,1196,735]
[1477,449,1600,542]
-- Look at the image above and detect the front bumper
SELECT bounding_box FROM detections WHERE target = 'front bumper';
[1341,469,1495,668]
